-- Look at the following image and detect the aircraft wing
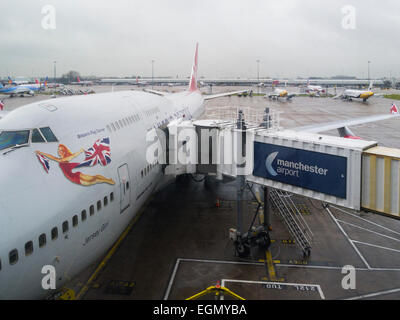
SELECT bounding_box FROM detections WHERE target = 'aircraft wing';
[287,92,300,98]
[0,111,10,119]
[332,94,342,99]
[293,113,400,133]
[203,90,250,100]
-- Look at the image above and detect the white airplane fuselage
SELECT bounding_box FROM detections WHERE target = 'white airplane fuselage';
[0,89,204,299]
[342,89,374,101]
[306,85,324,96]
[268,88,288,98]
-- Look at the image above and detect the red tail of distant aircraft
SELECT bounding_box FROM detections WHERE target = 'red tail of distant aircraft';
[188,43,199,92]
[391,103,399,114]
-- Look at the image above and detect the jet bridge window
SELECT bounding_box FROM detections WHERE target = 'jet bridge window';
[0,130,30,150]
[39,127,58,142]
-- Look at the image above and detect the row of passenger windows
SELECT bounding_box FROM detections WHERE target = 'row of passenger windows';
[141,161,158,178]
[144,107,160,117]
[106,113,141,133]
[0,192,115,270]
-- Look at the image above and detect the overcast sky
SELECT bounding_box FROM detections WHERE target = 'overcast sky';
[0,0,399,79]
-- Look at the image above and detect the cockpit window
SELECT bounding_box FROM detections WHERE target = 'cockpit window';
[31,129,46,143]
[0,130,30,150]
[39,127,58,142]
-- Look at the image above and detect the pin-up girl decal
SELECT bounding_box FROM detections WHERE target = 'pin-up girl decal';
[35,138,115,186]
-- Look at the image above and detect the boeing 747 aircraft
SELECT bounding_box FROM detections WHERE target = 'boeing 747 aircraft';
[0,43,249,299]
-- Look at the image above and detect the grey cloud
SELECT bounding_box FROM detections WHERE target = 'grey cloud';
[0,0,398,79]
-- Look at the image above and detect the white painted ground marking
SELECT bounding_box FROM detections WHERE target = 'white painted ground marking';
[326,207,371,269]
[331,205,400,236]
[352,240,400,254]
[345,288,400,300]
[163,258,264,300]
[276,263,400,272]
[164,258,181,300]
[337,219,400,243]
[221,279,325,300]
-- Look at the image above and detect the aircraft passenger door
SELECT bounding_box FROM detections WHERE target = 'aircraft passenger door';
[117,164,131,213]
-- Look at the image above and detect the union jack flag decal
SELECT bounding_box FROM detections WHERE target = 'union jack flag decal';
[78,137,111,168]
[36,153,50,173]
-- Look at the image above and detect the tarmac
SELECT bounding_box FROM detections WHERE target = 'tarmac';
[2,85,400,300]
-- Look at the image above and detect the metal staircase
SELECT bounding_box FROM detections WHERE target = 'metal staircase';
[269,189,313,256]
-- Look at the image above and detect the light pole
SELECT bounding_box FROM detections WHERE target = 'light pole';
[53,61,57,85]
[368,61,371,81]
[151,59,154,89]
[53,61,57,91]
[256,59,260,93]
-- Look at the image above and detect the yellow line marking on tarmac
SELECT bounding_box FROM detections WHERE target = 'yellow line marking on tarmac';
[265,250,285,282]
[76,200,150,300]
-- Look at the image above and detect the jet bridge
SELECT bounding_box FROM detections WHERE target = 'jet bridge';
[162,107,383,212]
[157,107,400,254]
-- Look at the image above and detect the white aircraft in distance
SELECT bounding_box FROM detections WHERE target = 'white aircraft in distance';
[6,77,30,85]
[305,80,325,97]
[134,77,148,86]
[265,85,298,101]
[0,43,251,299]
[71,76,94,86]
[265,80,300,101]
[333,81,382,102]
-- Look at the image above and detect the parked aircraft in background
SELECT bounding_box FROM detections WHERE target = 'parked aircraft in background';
[0,77,47,97]
[333,81,382,102]
[7,77,30,85]
[305,80,326,96]
[71,76,93,86]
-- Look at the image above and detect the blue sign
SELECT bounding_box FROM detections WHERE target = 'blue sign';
[253,142,347,199]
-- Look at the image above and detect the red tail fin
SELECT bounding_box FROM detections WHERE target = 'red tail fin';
[35,79,39,84]
[188,43,199,92]
[391,103,399,114]
[77,76,81,83]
